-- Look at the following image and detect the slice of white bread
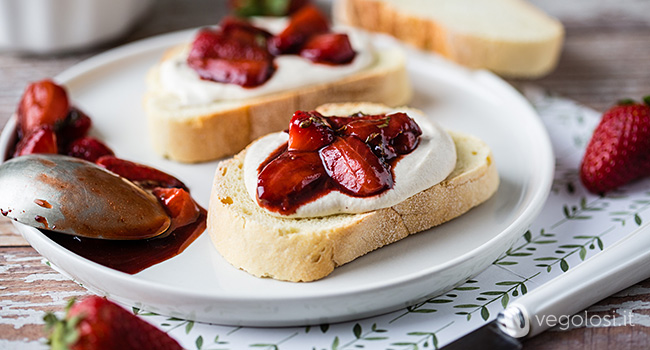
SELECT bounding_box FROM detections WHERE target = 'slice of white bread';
[143,44,411,163]
[333,0,564,78]
[207,103,499,282]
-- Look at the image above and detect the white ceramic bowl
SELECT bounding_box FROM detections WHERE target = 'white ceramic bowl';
[0,0,153,54]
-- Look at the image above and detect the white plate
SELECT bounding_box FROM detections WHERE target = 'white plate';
[0,30,554,327]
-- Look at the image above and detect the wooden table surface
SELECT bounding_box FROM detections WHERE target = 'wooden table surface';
[1,0,649,348]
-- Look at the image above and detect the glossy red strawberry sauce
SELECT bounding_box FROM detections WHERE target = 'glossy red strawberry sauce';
[43,209,206,274]
[257,110,422,215]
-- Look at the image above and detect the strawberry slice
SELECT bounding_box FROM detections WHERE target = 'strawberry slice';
[383,112,422,154]
[187,29,275,87]
[268,5,329,55]
[57,108,92,147]
[257,151,327,214]
[66,136,114,162]
[287,110,335,151]
[16,80,69,138]
[332,114,396,159]
[330,112,422,160]
[220,16,272,48]
[13,126,58,157]
[300,33,356,64]
[95,156,188,191]
[319,136,393,196]
[152,187,200,229]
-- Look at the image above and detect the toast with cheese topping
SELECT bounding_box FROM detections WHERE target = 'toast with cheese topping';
[207,103,499,282]
[144,45,411,163]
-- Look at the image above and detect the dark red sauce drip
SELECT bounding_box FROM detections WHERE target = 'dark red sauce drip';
[35,215,49,229]
[41,208,206,274]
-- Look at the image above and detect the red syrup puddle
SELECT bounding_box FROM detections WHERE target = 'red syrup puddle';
[41,208,206,274]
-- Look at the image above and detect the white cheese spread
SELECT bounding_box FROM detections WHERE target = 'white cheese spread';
[243,109,457,218]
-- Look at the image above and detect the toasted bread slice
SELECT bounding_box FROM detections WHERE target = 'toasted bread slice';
[207,103,499,282]
[334,0,564,78]
[143,45,411,163]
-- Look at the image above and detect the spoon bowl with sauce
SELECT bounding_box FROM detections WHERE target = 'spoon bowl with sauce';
[0,154,170,240]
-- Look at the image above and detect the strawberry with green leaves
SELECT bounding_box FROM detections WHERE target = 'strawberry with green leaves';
[580,96,650,194]
[45,296,183,350]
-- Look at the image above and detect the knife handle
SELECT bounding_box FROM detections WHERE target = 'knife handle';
[501,223,650,338]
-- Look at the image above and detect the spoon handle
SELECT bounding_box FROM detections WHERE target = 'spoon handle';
[501,222,650,338]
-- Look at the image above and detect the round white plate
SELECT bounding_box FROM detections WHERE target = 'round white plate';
[1,30,554,327]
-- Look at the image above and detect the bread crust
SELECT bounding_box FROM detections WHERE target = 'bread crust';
[207,103,499,282]
[143,46,412,163]
[334,0,564,78]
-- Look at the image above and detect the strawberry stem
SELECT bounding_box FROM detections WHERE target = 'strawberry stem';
[617,98,636,105]
[644,95,650,106]
[44,298,81,350]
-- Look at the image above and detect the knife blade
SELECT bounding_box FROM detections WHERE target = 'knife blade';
[441,222,650,350]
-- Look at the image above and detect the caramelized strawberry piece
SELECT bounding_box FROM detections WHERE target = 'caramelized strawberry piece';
[17,80,69,137]
[57,108,92,146]
[319,136,392,196]
[287,110,335,151]
[268,5,329,55]
[152,187,200,229]
[382,112,422,154]
[300,33,356,64]
[220,16,272,48]
[13,126,58,157]
[189,58,275,87]
[66,136,114,162]
[257,151,327,214]
[96,156,188,191]
[187,29,275,87]
[332,112,422,160]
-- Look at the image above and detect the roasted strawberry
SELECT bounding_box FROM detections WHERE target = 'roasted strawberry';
[152,187,200,229]
[220,16,272,48]
[580,97,650,193]
[330,112,421,160]
[66,136,114,162]
[383,112,422,154]
[13,126,58,157]
[333,114,395,159]
[257,151,327,214]
[95,156,188,191]
[287,110,335,151]
[16,80,69,137]
[319,136,393,196]
[57,108,92,147]
[268,5,329,55]
[300,33,356,64]
[45,296,183,350]
[187,29,275,87]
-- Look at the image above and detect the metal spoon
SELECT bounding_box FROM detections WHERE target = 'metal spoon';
[0,154,170,240]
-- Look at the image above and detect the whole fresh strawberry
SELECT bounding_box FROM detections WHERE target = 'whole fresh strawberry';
[45,296,183,350]
[580,96,650,193]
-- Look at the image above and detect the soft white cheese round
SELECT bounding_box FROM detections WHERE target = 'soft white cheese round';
[158,18,376,106]
[243,109,457,218]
